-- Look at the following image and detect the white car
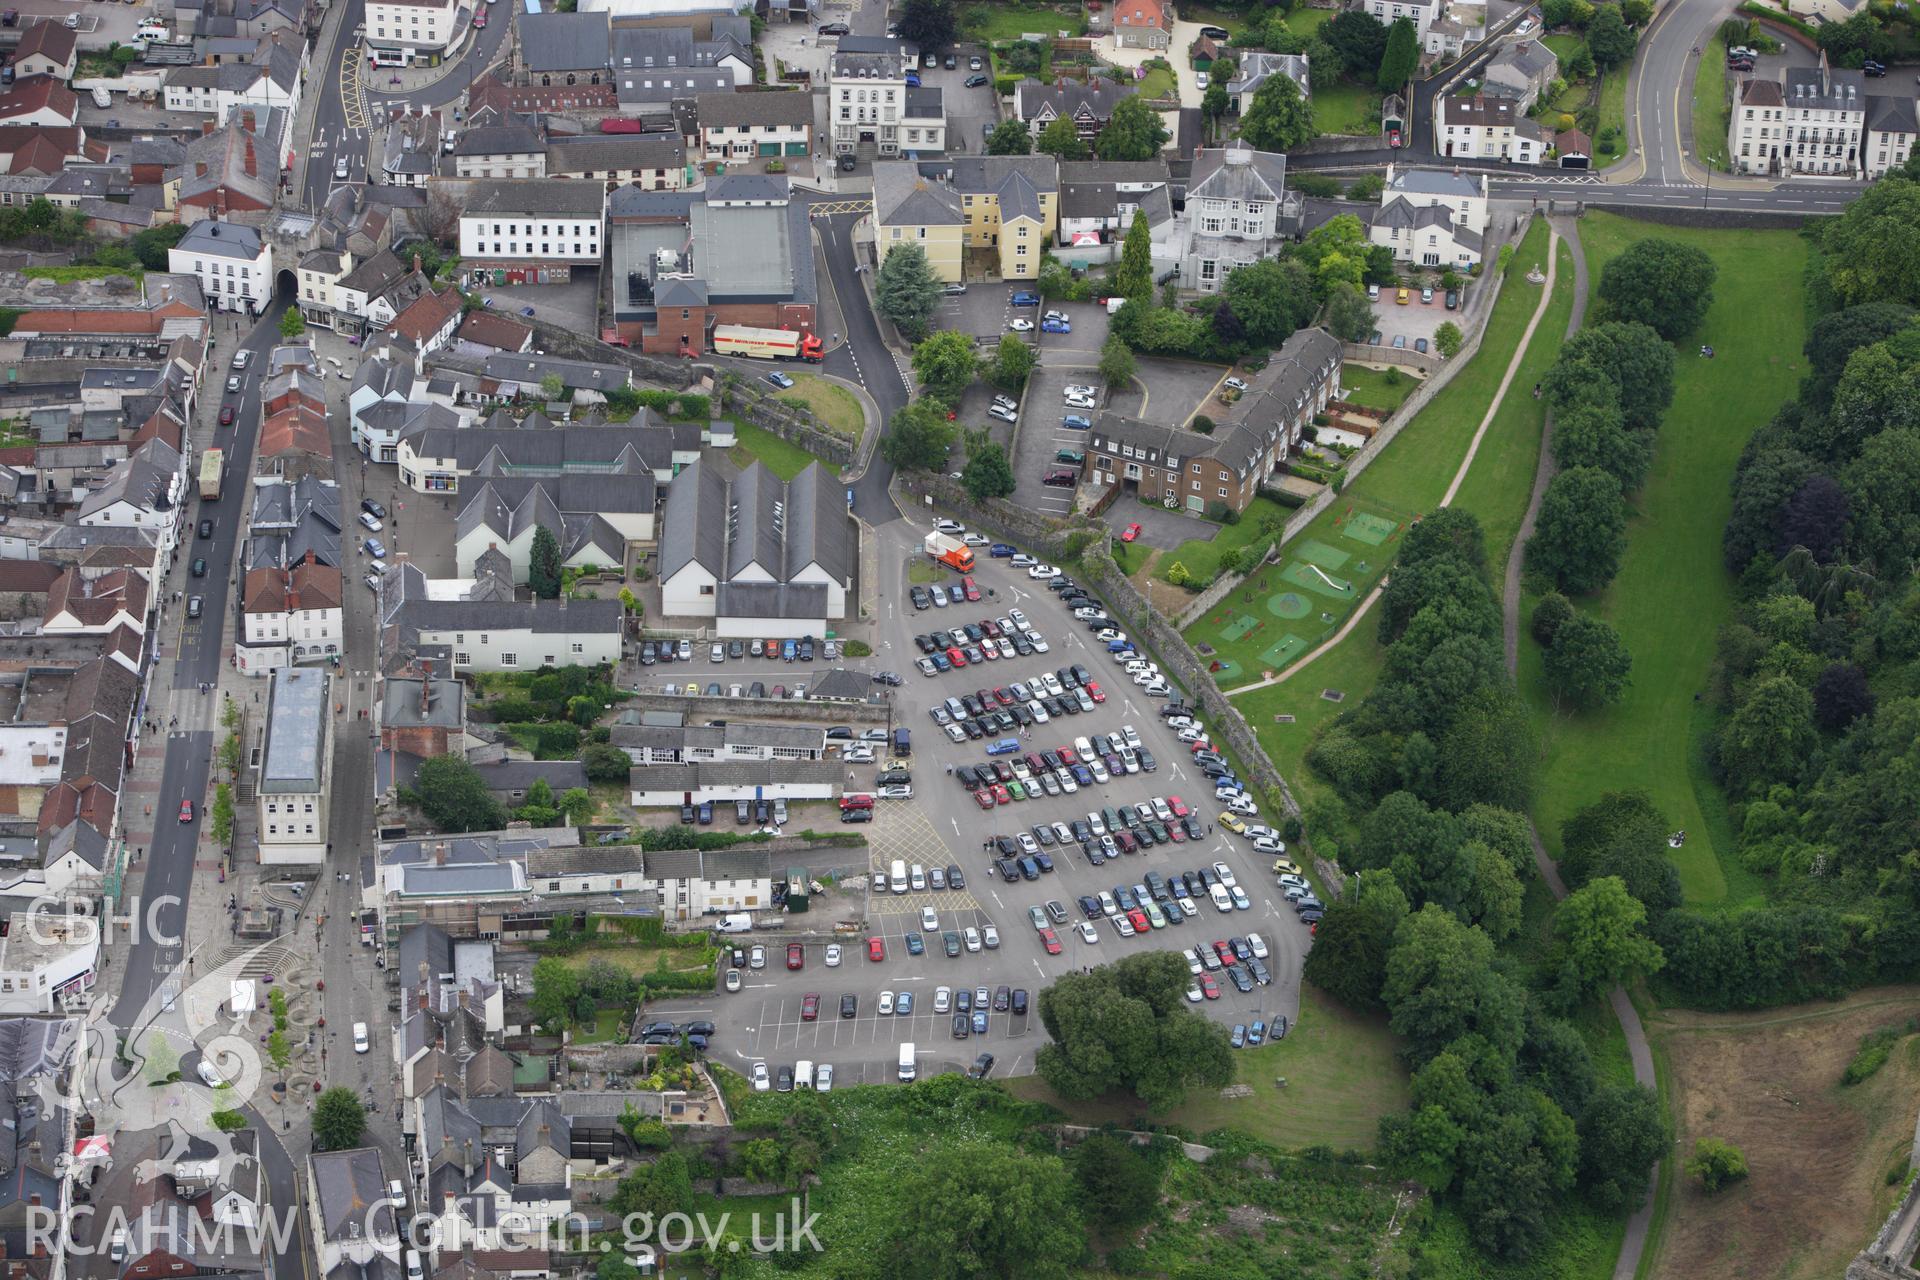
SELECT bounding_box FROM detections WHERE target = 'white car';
[879,784,914,799]
[1009,606,1031,627]
[1223,375,1249,391]
[1212,861,1237,888]
[1186,983,1204,1003]
[1141,680,1170,697]
[1245,824,1282,843]
[751,1062,771,1092]
[1008,318,1035,332]
[1056,767,1078,793]
[1251,835,1287,855]
[749,944,766,969]
[725,968,743,992]
[963,532,990,546]
[1041,672,1065,696]
[1027,631,1051,652]
[825,944,842,967]
[1099,890,1119,916]
[1210,883,1234,913]
[1247,932,1270,960]
[878,990,895,1015]
[1064,384,1096,397]
[843,745,875,763]
[921,906,939,931]
[934,519,964,535]
[1028,700,1051,724]
[1074,606,1107,620]
[964,927,982,952]
[1113,913,1136,937]
[1077,921,1099,944]
[815,1063,834,1092]
[1028,563,1062,579]
[1096,628,1126,643]
[982,924,1000,948]
[1122,724,1143,749]
[1089,758,1110,784]
[934,986,952,1013]
[1016,832,1040,855]
[1225,794,1260,817]
[353,1022,370,1053]
[1064,393,1097,409]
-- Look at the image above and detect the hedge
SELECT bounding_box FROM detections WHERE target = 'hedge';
[1738,1,1815,36]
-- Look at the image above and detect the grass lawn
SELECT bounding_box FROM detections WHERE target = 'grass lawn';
[1183,2,1255,35]
[1544,33,1585,63]
[907,560,946,585]
[1339,363,1419,415]
[1006,984,1409,1150]
[1517,212,1804,909]
[774,372,866,441]
[1597,62,1628,158]
[1311,77,1379,137]
[1137,65,1176,98]
[1229,225,1571,823]
[564,941,714,978]
[571,1008,627,1045]
[961,2,1085,43]
[730,421,825,480]
[1157,495,1290,585]
[1285,6,1333,38]
[1691,39,1731,169]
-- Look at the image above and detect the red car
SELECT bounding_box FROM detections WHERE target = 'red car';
[1388,128,1402,148]
[1121,523,1141,543]
[947,647,968,668]
[1168,795,1189,818]
[1127,908,1150,933]
[218,406,235,427]
[1038,928,1062,955]
[992,687,1015,706]
[1166,822,1186,843]
[867,937,885,962]
[1213,940,1237,967]
[1085,681,1106,704]
[962,576,981,602]
[974,789,997,810]
[178,799,195,823]
[1058,747,1078,765]
[1200,973,1220,1000]
[801,993,820,1021]
[786,943,804,970]
[991,784,1012,806]
[473,9,486,24]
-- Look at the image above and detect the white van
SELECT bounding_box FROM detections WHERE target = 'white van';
[897,1042,917,1083]
[794,1060,814,1090]
[717,912,754,934]
[405,1251,423,1280]
[91,86,111,109]
[889,859,908,894]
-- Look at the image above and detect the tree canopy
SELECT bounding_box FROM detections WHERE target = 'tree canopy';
[876,241,942,341]
[410,756,506,833]
[879,399,956,471]
[880,1140,1085,1279]
[313,1087,366,1151]
[1036,952,1234,1109]
[1237,72,1316,152]
[529,524,563,599]
[912,329,979,401]
[984,118,1033,155]
[1596,238,1718,340]
[962,441,1016,502]
[1095,96,1171,161]
[1527,466,1629,595]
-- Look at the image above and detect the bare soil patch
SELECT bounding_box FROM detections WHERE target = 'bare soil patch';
[1649,986,1920,1280]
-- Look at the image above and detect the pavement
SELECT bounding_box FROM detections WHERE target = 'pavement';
[646,514,1313,1085]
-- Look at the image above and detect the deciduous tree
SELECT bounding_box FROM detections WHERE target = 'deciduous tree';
[1544,612,1633,710]
[962,442,1016,502]
[1237,71,1315,152]
[913,330,979,401]
[1326,284,1376,342]
[879,399,956,471]
[1034,116,1088,160]
[881,1141,1084,1280]
[1578,1083,1668,1211]
[1095,95,1171,161]
[893,0,956,52]
[984,118,1033,155]
[1527,466,1628,594]
[1586,4,1636,67]
[1546,876,1665,1009]
[1099,335,1135,388]
[1685,1137,1748,1192]
[1221,256,1315,348]
[1037,952,1232,1108]
[410,756,506,833]
[1596,237,1717,340]
[1071,1133,1160,1227]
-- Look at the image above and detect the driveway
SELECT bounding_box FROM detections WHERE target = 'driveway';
[1100,23,1209,109]
[1130,355,1231,430]
[1030,298,1111,364]
[914,48,1000,156]
[646,515,1309,1085]
[1011,366,1108,519]
[1372,286,1459,355]
[1101,500,1219,552]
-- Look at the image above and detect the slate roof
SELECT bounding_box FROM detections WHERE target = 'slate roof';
[463,180,605,217]
[872,162,963,226]
[657,457,852,591]
[310,1148,394,1244]
[1225,52,1311,100]
[694,89,813,128]
[1015,76,1135,127]
[1868,93,1918,134]
[546,133,686,173]
[176,218,264,260]
[1188,142,1286,203]
[518,12,611,71]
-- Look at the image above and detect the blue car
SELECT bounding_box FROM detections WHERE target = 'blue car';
[898,991,914,1014]
[990,543,1017,557]
[1071,764,1094,787]
[781,639,797,661]
[905,71,920,86]
[931,651,952,671]
[1107,639,1133,653]
[972,1010,988,1034]
[1248,1020,1267,1045]
[1062,414,1092,429]
[1010,291,1040,306]
[1042,319,1071,334]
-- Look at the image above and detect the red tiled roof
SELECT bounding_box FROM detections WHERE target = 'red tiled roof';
[0,560,60,593]
[260,404,332,459]
[130,411,184,451]
[456,311,532,352]
[13,23,76,68]
[0,75,78,123]
[12,308,163,336]
[43,567,148,630]
[389,285,462,348]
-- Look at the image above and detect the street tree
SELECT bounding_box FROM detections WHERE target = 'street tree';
[1237,71,1316,152]
[882,1140,1084,1280]
[211,783,235,847]
[876,241,942,341]
[1377,16,1419,89]
[530,956,581,1030]
[893,0,956,52]
[1821,179,1920,308]
[1096,96,1171,161]
[913,330,980,401]
[1033,116,1089,160]
[1527,466,1628,595]
[1596,237,1718,340]
[1325,284,1376,342]
[279,309,306,340]
[991,333,1034,391]
[1099,335,1136,388]
[312,1087,366,1151]
[529,525,563,598]
[410,756,506,832]
[879,399,956,471]
[1113,208,1154,301]
[1544,612,1633,711]
[984,118,1033,155]
[1586,4,1636,68]
[962,442,1016,502]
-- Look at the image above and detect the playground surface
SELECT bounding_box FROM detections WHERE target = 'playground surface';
[1186,497,1409,688]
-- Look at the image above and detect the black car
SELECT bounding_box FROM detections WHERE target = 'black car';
[967,1052,995,1078]
[681,803,697,824]
[947,865,966,889]
[997,857,1021,882]
[840,807,872,824]
[728,640,745,659]
[641,641,658,664]
[1227,966,1254,994]
[818,20,849,33]
[736,800,751,824]
[952,1013,970,1039]
[776,1066,794,1092]
[840,994,857,1018]
[873,670,903,686]
[1011,988,1028,1015]
[943,931,961,957]
[798,639,816,661]
[187,595,204,619]
[993,985,1011,1011]
[197,519,213,539]
[965,73,989,87]
[361,499,387,519]
[910,586,932,609]
[190,557,208,577]
[697,802,713,825]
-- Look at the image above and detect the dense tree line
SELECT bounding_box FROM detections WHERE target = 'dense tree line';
[1297,506,1667,1257]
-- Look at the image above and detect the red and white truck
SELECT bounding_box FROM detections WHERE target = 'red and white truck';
[712,324,823,363]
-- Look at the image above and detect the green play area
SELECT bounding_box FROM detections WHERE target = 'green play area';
[1186,497,1411,687]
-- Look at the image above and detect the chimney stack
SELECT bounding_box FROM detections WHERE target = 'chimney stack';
[202,120,216,137]
[244,135,256,177]
[435,842,447,865]
[414,253,422,274]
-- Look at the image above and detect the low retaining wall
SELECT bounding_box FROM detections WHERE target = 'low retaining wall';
[1342,342,1438,375]
[620,690,889,721]
[721,375,858,468]
[1294,133,1389,155]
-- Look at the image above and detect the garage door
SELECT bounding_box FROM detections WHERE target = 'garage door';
[785,141,808,156]
[758,142,781,157]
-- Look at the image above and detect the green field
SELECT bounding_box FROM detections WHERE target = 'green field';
[730,421,827,480]
[1312,78,1380,137]
[1338,363,1418,414]
[960,1,1085,43]
[1598,63,1628,158]
[1007,984,1409,1150]
[1691,39,1731,169]
[1156,495,1291,586]
[1230,224,1572,822]
[774,372,866,441]
[1517,213,1804,908]
[1286,6,1334,38]
[1138,65,1176,98]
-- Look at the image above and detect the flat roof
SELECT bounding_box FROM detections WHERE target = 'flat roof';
[261,668,327,794]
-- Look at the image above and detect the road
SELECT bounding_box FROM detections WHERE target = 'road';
[810,207,910,522]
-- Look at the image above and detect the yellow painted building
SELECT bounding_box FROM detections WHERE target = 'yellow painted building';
[873,156,1059,282]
